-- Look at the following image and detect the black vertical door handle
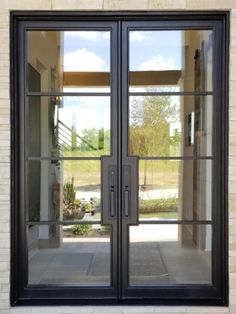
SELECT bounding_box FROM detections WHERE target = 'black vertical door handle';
[109,166,116,218]
[110,190,115,217]
[122,158,138,224]
[124,189,129,217]
[101,157,117,224]
[123,165,131,218]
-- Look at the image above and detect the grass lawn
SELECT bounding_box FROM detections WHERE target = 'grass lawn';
[139,212,178,219]
[62,151,180,189]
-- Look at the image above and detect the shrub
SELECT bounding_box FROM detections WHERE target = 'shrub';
[63,177,76,205]
[139,197,178,213]
[81,202,91,212]
[72,224,92,236]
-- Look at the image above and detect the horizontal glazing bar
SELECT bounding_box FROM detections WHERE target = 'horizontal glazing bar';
[28,156,213,162]
[28,156,102,161]
[26,92,111,97]
[139,156,213,160]
[129,91,214,97]
[27,220,211,225]
[138,220,212,225]
[26,220,101,225]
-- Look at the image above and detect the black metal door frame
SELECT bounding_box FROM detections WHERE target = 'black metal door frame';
[11,11,229,306]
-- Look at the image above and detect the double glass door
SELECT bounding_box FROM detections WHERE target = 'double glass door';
[16,16,226,304]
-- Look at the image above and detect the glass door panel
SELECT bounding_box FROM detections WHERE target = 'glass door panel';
[27,30,111,93]
[25,24,117,296]
[27,160,102,222]
[27,96,111,158]
[124,27,214,291]
[28,224,111,285]
[129,224,212,285]
[129,95,213,157]
[129,30,213,92]
[138,159,212,222]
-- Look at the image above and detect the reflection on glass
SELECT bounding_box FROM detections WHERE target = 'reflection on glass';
[28,160,101,222]
[129,30,213,92]
[27,31,110,92]
[129,95,213,157]
[27,96,110,157]
[28,224,111,285]
[138,160,212,221]
[129,224,211,285]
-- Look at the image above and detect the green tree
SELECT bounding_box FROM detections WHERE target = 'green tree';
[129,95,180,156]
[129,94,180,186]
[79,128,110,154]
[79,128,98,151]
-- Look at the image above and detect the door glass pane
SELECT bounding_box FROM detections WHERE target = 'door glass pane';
[27,160,101,222]
[28,224,111,285]
[129,95,213,157]
[138,160,212,221]
[27,31,110,93]
[27,96,110,157]
[129,30,213,92]
[129,224,211,285]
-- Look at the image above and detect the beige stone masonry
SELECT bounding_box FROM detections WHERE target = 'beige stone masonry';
[52,0,103,10]
[230,65,236,81]
[0,100,10,108]
[231,46,236,54]
[1,310,10,314]
[0,77,10,85]
[103,0,148,10]
[148,0,186,10]
[0,0,52,10]
[186,307,229,313]
[187,0,236,9]
[229,111,236,123]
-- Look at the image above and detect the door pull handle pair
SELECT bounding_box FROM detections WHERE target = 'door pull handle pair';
[109,165,130,218]
[102,157,138,224]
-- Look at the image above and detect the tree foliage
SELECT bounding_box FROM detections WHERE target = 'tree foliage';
[129,95,180,156]
[79,128,110,152]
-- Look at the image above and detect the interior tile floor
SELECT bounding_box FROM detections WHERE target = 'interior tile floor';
[29,233,211,286]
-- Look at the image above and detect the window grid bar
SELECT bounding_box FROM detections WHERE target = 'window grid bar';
[129,91,213,97]
[25,91,213,97]
[138,156,213,160]
[26,220,212,225]
[27,156,212,161]
[28,156,102,161]
[138,220,212,225]
[26,221,101,225]
[26,92,111,97]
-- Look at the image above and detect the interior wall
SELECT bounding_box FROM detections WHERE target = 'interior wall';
[180,30,212,251]
[28,32,62,243]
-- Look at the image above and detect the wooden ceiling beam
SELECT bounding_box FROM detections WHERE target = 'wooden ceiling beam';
[63,70,182,87]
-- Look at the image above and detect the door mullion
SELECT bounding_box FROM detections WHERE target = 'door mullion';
[120,21,131,295]
[117,20,123,300]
